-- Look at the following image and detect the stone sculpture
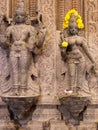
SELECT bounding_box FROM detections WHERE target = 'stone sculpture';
[0,0,46,126]
[59,11,95,93]
[1,1,46,96]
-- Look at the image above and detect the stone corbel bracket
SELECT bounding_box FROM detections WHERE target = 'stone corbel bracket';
[58,95,90,125]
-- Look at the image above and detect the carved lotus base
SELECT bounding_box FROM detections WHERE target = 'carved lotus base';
[58,94,90,125]
[1,95,39,126]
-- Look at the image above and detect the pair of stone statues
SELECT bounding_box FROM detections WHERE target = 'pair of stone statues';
[0,7,95,96]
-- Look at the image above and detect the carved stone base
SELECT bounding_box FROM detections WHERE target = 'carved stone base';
[1,96,39,126]
[32,105,61,121]
[58,95,90,125]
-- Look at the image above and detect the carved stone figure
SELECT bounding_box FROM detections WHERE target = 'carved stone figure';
[59,13,95,93]
[5,3,46,96]
[0,0,46,127]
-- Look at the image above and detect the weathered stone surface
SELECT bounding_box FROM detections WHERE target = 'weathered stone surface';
[77,122,97,130]
[0,0,98,130]
[58,96,90,125]
[84,105,98,122]
[2,96,38,125]
[50,120,68,130]
[0,121,16,130]
[32,105,61,121]
[0,103,10,121]
[25,121,43,130]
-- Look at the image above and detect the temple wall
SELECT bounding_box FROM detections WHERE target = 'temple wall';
[0,0,98,129]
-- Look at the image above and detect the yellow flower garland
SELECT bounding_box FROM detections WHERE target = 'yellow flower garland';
[63,9,84,29]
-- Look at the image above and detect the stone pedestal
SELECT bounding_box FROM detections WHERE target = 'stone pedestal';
[58,95,90,125]
[1,96,39,126]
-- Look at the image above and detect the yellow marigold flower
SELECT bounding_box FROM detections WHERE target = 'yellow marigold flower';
[76,19,82,24]
[61,41,68,47]
[69,9,75,14]
[64,14,70,21]
[77,23,84,29]
[63,23,69,29]
[76,15,81,19]
[65,21,69,24]
[69,9,78,15]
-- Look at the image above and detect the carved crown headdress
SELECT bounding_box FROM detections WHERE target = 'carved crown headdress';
[69,14,77,27]
[15,0,26,14]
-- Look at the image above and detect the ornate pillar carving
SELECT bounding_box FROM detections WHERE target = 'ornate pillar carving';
[31,0,61,122]
[0,0,7,14]
[5,0,38,18]
[29,0,38,18]
[84,0,98,61]
[37,0,57,104]
[55,0,84,30]
[72,0,78,9]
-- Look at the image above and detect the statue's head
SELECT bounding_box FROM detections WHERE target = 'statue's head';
[68,14,79,35]
[14,10,27,24]
[13,0,27,24]
[63,9,84,35]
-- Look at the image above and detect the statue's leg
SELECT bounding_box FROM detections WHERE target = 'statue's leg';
[77,61,86,89]
[10,53,19,95]
[19,51,30,95]
[68,63,76,91]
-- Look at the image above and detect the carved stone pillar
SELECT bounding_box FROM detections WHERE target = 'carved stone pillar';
[72,0,78,9]
[38,0,57,105]
[56,0,73,30]
[84,0,98,75]
[55,0,85,30]
[32,0,61,122]
[0,0,6,14]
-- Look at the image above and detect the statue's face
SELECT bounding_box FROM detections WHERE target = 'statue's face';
[14,11,26,24]
[69,25,78,35]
